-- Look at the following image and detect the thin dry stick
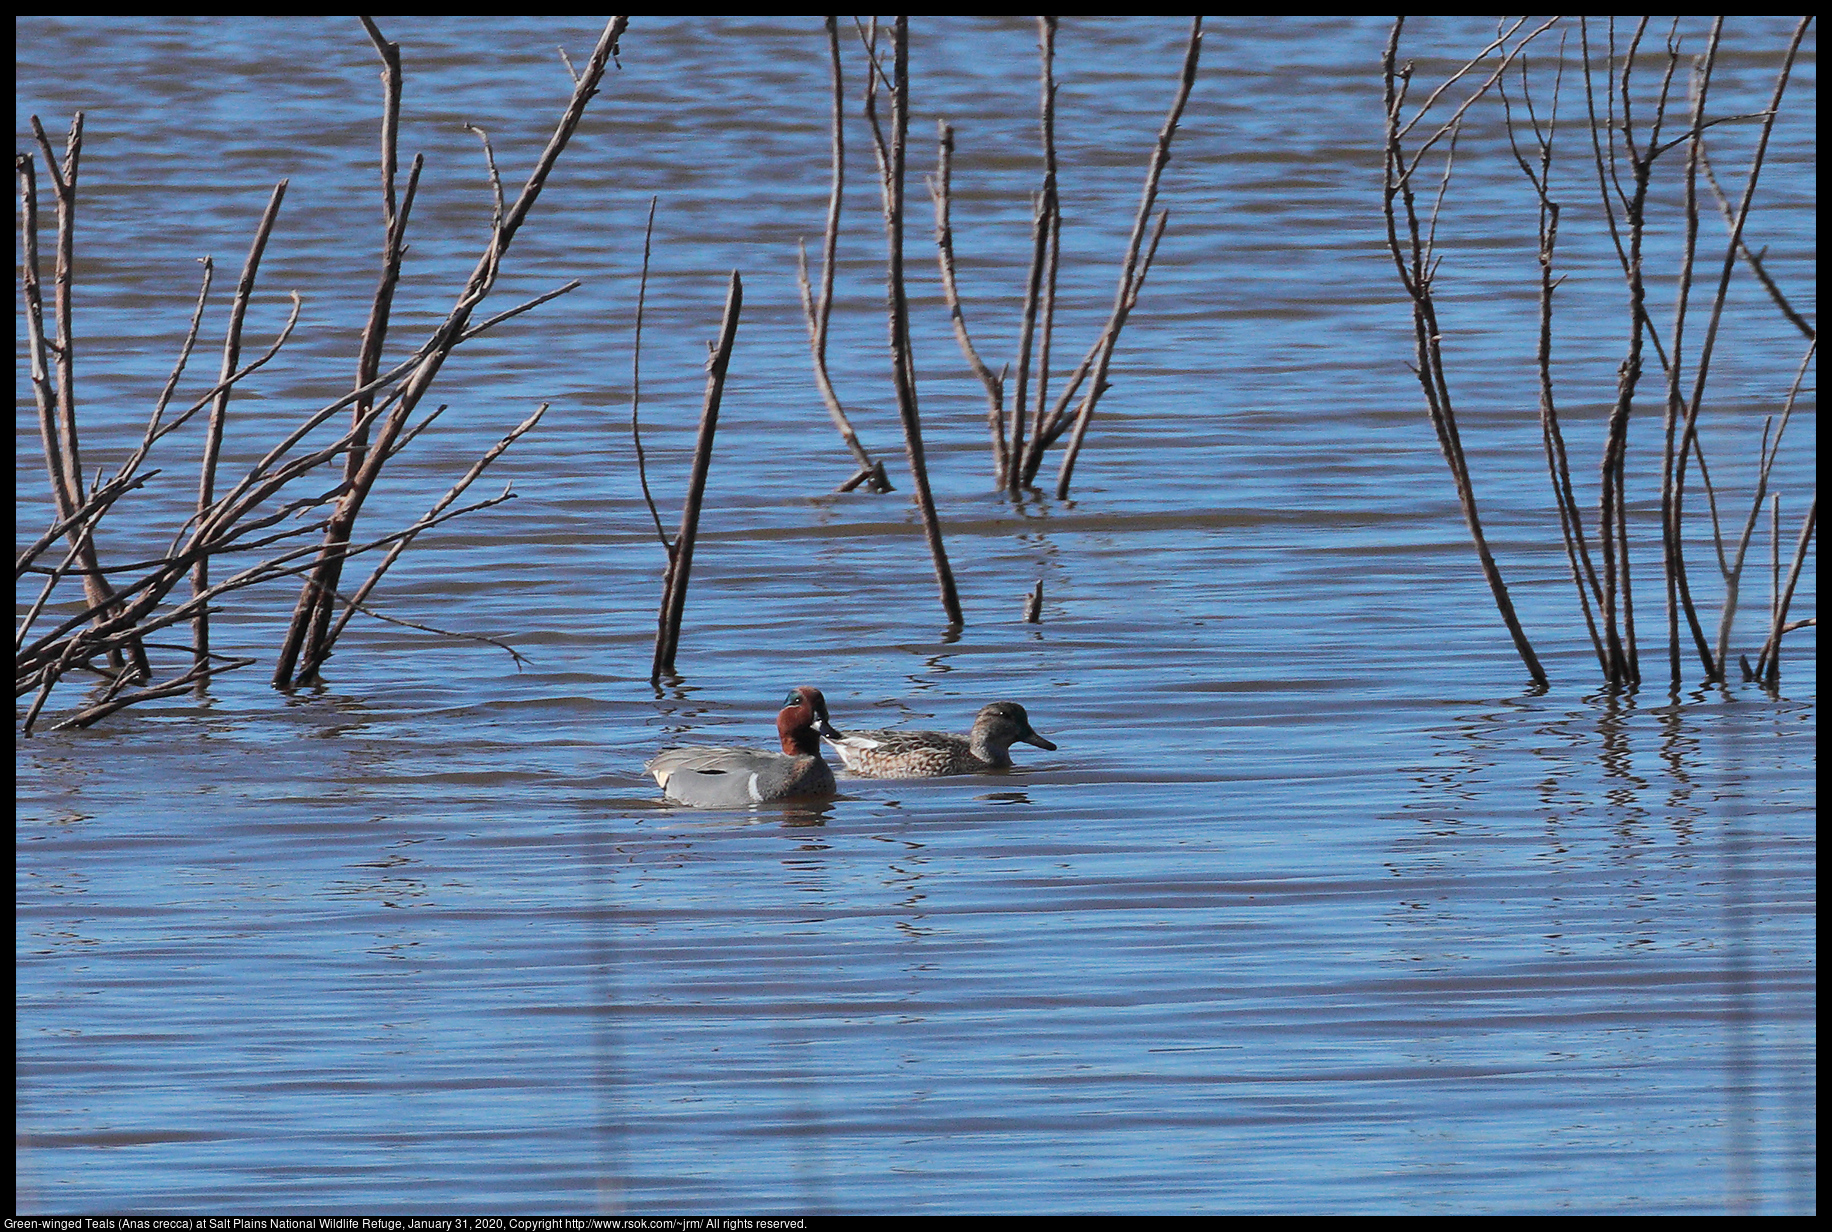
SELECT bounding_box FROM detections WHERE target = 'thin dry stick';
[19,635,88,733]
[799,15,890,494]
[1052,17,1203,499]
[1501,50,1608,676]
[347,18,424,487]
[1755,496,1815,685]
[870,17,964,627]
[1008,19,1061,499]
[1699,145,1815,342]
[1770,493,1780,634]
[194,179,287,674]
[31,114,86,509]
[1381,19,1548,688]
[148,259,217,447]
[630,197,669,549]
[1579,18,1657,685]
[930,121,1009,481]
[18,153,71,514]
[456,281,581,344]
[1029,17,1062,488]
[323,404,549,656]
[327,587,530,669]
[1049,210,1167,497]
[49,657,258,734]
[652,271,743,683]
[24,117,150,679]
[133,290,305,461]
[383,402,448,462]
[1658,26,1721,687]
[1712,344,1810,672]
[1669,16,1810,682]
[1009,184,1050,496]
[276,16,627,687]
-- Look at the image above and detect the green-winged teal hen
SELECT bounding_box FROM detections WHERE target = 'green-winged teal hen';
[825,701,1056,778]
[646,686,842,806]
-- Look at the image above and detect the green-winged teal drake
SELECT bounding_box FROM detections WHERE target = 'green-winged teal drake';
[646,686,842,806]
[826,701,1056,778]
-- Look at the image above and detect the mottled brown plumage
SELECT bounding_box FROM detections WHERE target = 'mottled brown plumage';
[826,701,1056,778]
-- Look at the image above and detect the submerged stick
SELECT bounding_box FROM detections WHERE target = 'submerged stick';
[1007,16,1061,497]
[1381,19,1548,688]
[1030,17,1062,491]
[1668,16,1810,684]
[1023,579,1043,624]
[1500,51,1609,677]
[1754,496,1815,685]
[194,179,287,674]
[49,656,257,733]
[630,198,669,550]
[873,19,963,626]
[25,116,150,680]
[324,404,549,655]
[800,16,891,494]
[930,121,1009,482]
[652,271,743,683]
[276,15,627,688]
[1049,17,1203,498]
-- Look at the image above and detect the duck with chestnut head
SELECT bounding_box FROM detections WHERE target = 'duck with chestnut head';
[646,686,843,807]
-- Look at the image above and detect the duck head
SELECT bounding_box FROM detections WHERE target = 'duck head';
[976,701,1057,752]
[778,685,842,755]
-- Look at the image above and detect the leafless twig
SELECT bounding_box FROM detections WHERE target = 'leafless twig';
[799,16,892,494]
[652,272,744,683]
[194,178,287,675]
[1050,17,1203,498]
[1382,17,1550,687]
[274,16,627,688]
[867,17,963,626]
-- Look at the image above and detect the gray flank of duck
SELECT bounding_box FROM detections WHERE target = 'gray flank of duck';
[647,685,842,807]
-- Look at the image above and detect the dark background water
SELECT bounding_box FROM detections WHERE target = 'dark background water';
[17,16,1815,1214]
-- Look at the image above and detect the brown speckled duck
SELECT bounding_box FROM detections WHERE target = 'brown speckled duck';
[646,686,842,807]
[825,701,1057,778]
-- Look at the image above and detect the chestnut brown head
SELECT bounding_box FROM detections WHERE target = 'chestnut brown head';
[778,685,842,755]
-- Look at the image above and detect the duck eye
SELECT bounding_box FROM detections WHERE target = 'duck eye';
[784,690,802,707]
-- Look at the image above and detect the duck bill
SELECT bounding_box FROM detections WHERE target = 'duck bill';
[817,715,844,741]
[1023,730,1057,751]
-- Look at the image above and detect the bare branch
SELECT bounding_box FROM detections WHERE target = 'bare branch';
[798,17,891,493]
[1053,17,1203,499]
[630,198,669,550]
[929,121,1008,481]
[321,405,550,662]
[652,272,743,682]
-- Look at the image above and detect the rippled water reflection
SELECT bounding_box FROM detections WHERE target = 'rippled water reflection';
[17,15,1815,1215]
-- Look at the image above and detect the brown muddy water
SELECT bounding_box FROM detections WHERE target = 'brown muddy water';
[16,16,1816,1214]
